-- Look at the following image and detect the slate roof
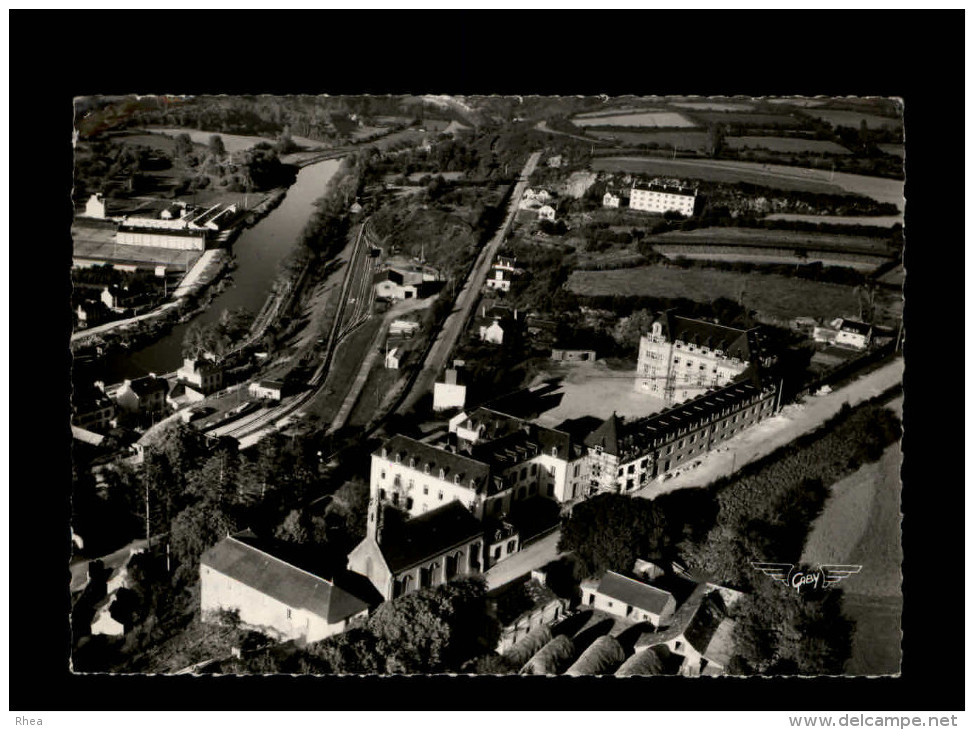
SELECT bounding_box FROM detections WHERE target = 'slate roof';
[201,535,369,624]
[127,375,169,397]
[377,434,492,492]
[373,269,404,286]
[592,571,675,616]
[655,312,756,362]
[839,318,873,336]
[584,413,622,456]
[462,409,582,464]
[379,501,483,573]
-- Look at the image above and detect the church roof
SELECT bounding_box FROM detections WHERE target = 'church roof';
[379,501,483,573]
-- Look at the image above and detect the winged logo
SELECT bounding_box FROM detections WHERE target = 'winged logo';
[750,562,862,594]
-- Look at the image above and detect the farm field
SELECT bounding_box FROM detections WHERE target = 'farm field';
[670,101,755,111]
[766,213,903,228]
[574,106,665,119]
[766,98,828,107]
[146,127,324,152]
[725,136,850,154]
[566,265,903,324]
[591,156,906,210]
[877,265,905,288]
[802,425,902,676]
[653,245,885,271]
[573,111,696,128]
[687,111,800,127]
[877,143,905,158]
[586,129,709,150]
[803,109,903,130]
[649,227,894,255]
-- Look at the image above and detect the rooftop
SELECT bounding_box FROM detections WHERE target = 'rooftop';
[376,434,492,493]
[633,183,697,197]
[126,375,169,397]
[653,312,757,361]
[839,318,873,336]
[201,534,370,624]
[379,501,484,573]
[590,571,675,616]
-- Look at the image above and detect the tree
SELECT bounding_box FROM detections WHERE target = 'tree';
[208,134,226,159]
[174,133,194,159]
[274,509,311,544]
[170,498,234,576]
[612,309,654,352]
[558,494,668,578]
[706,123,725,158]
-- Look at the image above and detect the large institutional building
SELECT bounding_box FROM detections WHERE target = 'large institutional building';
[636,311,764,403]
[629,183,697,217]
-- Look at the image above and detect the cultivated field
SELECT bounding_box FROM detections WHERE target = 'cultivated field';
[574,106,665,119]
[591,157,906,211]
[687,111,800,127]
[725,136,850,154]
[573,112,696,128]
[653,245,886,271]
[650,227,895,256]
[147,127,275,153]
[566,265,902,323]
[586,129,709,150]
[670,101,755,111]
[764,214,904,228]
[803,109,903,130]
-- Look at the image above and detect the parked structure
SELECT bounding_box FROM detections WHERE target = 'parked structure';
[629,183,697,217]
[813,317,873,350]
[201,533,370,643]
[636,311,763,403]
[580,570,677,627]
[249,379,286,401]
[585,377,777,494]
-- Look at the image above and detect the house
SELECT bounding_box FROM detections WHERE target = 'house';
[486,255,517,292]
[547,155,563,168]
[72,381,115,432]
[350,201,364,214]
[249,379,286,401]
[177,357,223,396]
[537,204,556,222]
[480,318,506,345]
[84,193,107,219]
[635,310,764,402]
[385,347,400,370]
[814,317,873,350]
[373,269,421,300]
[477,305,519,345]
[100,285,153,313]
[629,183,697,217]
[433,368,466,411]
[580,570,677,627]
[389,319,421,337]
[347,500,485,602]
[602,192,620,208]
[201,533,370,644]
[585,377,777,494]
[75,301,109,329]
[115,374,169,417]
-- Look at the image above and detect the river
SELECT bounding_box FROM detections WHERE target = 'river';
[78,158,342,385]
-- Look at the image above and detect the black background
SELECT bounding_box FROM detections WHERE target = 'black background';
[9,8,961,711]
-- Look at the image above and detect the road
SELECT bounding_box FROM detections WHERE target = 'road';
[632,356,904,501]
[396,151,542,415]
[484,529,563,591]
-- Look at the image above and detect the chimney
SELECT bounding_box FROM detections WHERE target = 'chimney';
[445,369,457,385]
[514,308,518,321]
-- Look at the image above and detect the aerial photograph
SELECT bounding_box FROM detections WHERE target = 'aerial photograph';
[68,93,905,678]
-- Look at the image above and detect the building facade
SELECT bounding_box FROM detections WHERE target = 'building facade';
[115,374,170,416]
[629,184,697,216]
[636,311,759,403]
[580,571,678,627]
[177,357,223,396]
[586,378,777,494]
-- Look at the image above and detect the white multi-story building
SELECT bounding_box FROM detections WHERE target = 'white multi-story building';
[636,311,758,402]
[602,192,620,208]
[629,183,697,217]
[486,255,517,292]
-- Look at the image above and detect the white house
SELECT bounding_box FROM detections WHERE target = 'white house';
[602,192,620,208]
[836,318,873,349]
[177,357,223,396]
[385,347,401,370]
[580,570,677,627]
[115,374,169,417]
[249,379,285,401]
[84,193,107,219]
[433,369,466,411]
[389,319,421,337]
[201,534,370,644]
[537,204,556,222]
[480,318,505,345]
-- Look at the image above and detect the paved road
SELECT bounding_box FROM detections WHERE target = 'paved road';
[484,529,563,591]
[397,151,542,415]
[632,357,904,501]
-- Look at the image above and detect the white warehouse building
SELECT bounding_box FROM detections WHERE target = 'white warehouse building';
[629,184,697,217]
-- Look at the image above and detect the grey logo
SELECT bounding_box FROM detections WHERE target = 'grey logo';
[751,562,862,594]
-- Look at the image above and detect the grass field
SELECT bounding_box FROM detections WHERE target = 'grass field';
[802,436,902,675]
[567,265,872,322]
[766,98,828,107]
[803,109,903,130]
[591,156,906,210]
[765,213,903,228]
[574,106,665,119]
[725,136,850,154]
[653,245,886,271]
[573,111,696,128]
[586,129,709,150]
[650,227,894,255]
[146,127,275,154]
[877,143,905,158]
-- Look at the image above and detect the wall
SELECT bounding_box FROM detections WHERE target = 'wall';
[371,454,486,520]
[347,537,393,601]
[433,382,466,411]
[388,537,484,600]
